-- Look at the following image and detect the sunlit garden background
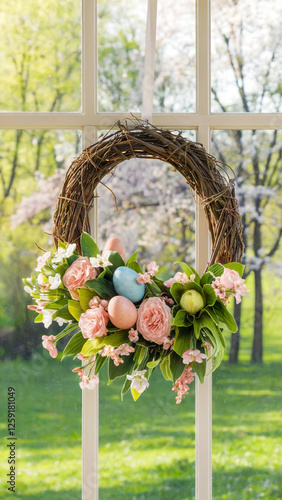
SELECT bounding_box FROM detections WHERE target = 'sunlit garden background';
[0,0,281,499]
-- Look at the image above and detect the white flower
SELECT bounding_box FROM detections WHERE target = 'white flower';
[42,309,55,329]
[35,251,51,271]
[37,273,45,286]
[52,243,76,263]
[90,251,112,268]
[127,370,149,396]
[49,273,61,290]
[55,317,70,327]
[79,375,99,390]
[24,286,32,295]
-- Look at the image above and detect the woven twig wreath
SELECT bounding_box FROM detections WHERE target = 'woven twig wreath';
[53,119,244,269]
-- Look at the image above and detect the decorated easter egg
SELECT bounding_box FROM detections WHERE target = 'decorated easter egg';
[102,237,126,262]
[108,295,137,329]
[113,266,145,303]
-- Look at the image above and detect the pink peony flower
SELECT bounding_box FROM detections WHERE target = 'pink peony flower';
[136,272,153,284]
[182,349,207,364]
[79,305,109,339]
[146,261,159,276]
[128,328,139,342]
[137,297,171,344]
[79,375,99,390]
[63,257,97,300]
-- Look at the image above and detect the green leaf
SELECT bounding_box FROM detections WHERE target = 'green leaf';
[126,250,139,265]
[108,251,125,270]
[136,337,155,348]
[78,288,95,311]
[94,353,107,374]
[68,300,84,321]
[67,255,79,266]
[121,377,132,398]
[200,272,215,286]
[210,343,225,374]
[224,262,244,277]
[55,264,69,278]
[80,232,100,258]
[81,330,129,356]
[44,298,68,310]
[213,300,238,333]
[108,353,135,383]
[145,281,161,297]
[174,261,200,284]
[62,332,86,359]
[86,278,116,300]
[34,312,43,323]
[160,356,173,381]
[170,281,205,305]
[53,306,74,321]
[203,284,217,307]
[170,351,185,383]
[171,309,191,327]
[204,307,219,325]
[193,311,222,340]
[133,345,148,366]
[205,263,224,277]
[192,358,207,383]
[147,358,161,368]
[55,323,79,342]
[173,326,194,356]
[127,261,143,274]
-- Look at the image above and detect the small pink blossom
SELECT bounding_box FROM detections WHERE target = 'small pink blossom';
[128,328,139,342]
[161,296,174,305]
[27,301,47,313]
[115,344,135,356]
[146,261,159,276]
[137,297,171,345]
[203,342,212,350]
[42,335,58,358]
[35,251,51,272]
[79,375,99,390]
[63,256,97,300]
[72,367,83,378]
[172,366,195,404]
[77,353,88,361]
[212,267,247,304]
[182,349,207,364]
[163,337,174,350]
[164,272,195,288]
[136,272,153,284]
[79,305,109,339]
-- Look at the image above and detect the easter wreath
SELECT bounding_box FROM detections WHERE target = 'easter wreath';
[24,119,246,403]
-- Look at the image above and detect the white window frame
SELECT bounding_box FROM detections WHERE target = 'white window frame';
[1,0,281,498]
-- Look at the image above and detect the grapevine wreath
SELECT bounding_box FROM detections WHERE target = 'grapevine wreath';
[24,119,246,403]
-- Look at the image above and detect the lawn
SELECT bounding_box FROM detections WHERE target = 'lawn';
[0,273,281,499]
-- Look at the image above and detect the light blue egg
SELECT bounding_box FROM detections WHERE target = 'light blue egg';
[113,266,145,303]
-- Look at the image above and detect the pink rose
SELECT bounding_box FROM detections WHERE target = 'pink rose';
[79,305,109,339]
[137,297,171,345]
[63,257,97,300]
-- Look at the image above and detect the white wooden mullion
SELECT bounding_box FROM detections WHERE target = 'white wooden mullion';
[195,0,212,499]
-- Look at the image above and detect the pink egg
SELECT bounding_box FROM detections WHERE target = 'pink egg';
[108,296,137,330]
[102,237,126,263]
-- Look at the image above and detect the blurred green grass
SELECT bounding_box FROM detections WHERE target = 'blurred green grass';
[0,272,281,499]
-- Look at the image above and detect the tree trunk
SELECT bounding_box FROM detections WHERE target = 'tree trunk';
[251,268,263,363]
[229,300,242,364]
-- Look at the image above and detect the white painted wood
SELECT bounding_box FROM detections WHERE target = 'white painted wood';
[0,111,281,129]
[141,0,158,122]
[195,1,212,498]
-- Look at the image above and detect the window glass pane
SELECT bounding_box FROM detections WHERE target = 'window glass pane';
[97,0,195,113]
[0,129,82,499]
[211,130,282,499]
[98,130,196,498]
[0,1,82,112]
[211,0,282,112]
